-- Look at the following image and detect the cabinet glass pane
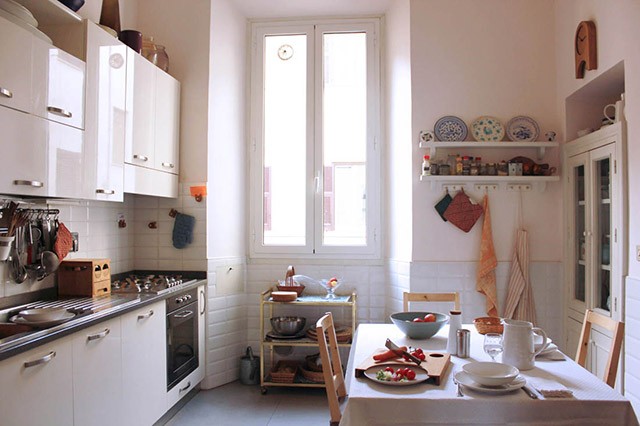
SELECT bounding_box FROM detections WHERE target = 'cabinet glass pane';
[596,158,611,312]
[574,165,586,302]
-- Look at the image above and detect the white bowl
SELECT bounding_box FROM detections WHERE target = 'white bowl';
[462,362,519,387]
[0,0,38,27]
[19,308,70,322]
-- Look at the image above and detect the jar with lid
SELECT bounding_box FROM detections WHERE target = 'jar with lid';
[141,36,157,63]
[439,164,451,176]
[470,162,479,176]
[154,45,169,72]
[462,156,471,175]
[487,163,497,175]
[447,154,459,175]
[479,161,488,176]
[497,161,508,176]
[422,155,431,176]
[432,160,440,176]
[455,157,463,175]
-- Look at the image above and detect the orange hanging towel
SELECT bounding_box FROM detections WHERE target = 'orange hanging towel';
[477,194,499,317]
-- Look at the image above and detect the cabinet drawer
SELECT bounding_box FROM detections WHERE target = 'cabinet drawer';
[0,16,33,114]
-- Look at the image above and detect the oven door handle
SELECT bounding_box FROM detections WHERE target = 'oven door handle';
[173,310,194,319]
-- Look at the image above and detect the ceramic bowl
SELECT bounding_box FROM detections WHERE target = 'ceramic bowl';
[390,312,448,340]
[270,316,306,336]
[19,308,70,322]
[463,362,519,387]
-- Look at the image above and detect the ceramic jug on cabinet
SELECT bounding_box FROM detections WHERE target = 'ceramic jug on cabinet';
[502,319,549,370]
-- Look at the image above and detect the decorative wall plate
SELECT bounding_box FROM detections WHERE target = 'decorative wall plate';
[434,116,468,141]
[506,116,539,142]
[471,116,504,141]
[419,130,435,143]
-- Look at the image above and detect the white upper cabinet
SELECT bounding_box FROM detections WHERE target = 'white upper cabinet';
[125,50,157,167]
[83,21,126,201]
[45,118,84,198]
[0,15,32,114]
[154,70,180,174]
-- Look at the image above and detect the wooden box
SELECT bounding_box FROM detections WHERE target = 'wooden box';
[57,259,111,297]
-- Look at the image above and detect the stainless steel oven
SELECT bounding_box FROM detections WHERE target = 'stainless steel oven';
[166,287,199,390]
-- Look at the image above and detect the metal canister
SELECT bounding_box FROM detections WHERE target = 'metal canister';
[456,329,470,358]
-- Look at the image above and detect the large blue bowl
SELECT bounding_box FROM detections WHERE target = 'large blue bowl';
[390,312,449,340]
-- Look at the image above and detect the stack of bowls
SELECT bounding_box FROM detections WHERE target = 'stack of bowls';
[0,0,52,43]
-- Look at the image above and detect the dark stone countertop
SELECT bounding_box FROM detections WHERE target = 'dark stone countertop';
[0,279,207,362]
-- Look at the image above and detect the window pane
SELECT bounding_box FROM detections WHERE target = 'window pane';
[322,32,367,246]
[263,34,307,246]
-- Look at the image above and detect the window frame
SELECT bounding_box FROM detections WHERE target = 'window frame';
[249,18,381,259]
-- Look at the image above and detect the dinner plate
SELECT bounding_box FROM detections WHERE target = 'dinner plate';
[364,364,430,386]
[454,371,526,393]
[506,116,539,141]
[0,0,38,28]
[0,8,52,44]
[10,312,76,328]
[471,116,504,141]
[434,116,468,141]
[266,329,307,340]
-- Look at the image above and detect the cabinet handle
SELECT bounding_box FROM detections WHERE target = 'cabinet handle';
[96,189,115,195]
[174,310,193,319]
[24,351,56,368]
[0,87,13,99]
[47,106,72,118]
[133,154,149,162]
[162,162,175,169]
[13,180,43,188]
[179,381,191,393]
[137,310,154,320]
[200,289,206,315]
[87,328,110,341]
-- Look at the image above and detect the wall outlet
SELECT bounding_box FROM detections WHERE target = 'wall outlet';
[636,245,640,262]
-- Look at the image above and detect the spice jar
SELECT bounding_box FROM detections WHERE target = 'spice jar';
[487,162,496,176]
[154,44,169,72]
[431,160,440,176]
[422,155,431,176]
[142,36,157,62]
[456,157,463,175]
[470,161,479,176]
[447,154,458,175]
[497,161,508,176]
[439,164,451,176]
[462,156,471,175]
[479,162,488,176]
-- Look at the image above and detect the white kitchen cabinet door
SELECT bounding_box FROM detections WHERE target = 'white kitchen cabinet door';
[125,50,156,167]
[121,301,167,426]
[0,336,73,426]
[72,317,123,426]
[0,16,33,114]
[31,38,85,130]
[83,21,126,201]
[45,119,85,198]
[0,106,48,196]
[154,71,180,174]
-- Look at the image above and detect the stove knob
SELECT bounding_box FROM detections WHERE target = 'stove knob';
[176,297,183,303]
[186,294,192,301]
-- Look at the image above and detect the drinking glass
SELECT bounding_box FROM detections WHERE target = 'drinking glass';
[483,333,503,362]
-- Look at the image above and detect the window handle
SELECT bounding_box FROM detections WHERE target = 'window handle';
[315,171,321,193]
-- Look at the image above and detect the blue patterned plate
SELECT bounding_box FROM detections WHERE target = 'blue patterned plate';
[471,116,504,141]
[506,116,539,142]
[434,116,468,142]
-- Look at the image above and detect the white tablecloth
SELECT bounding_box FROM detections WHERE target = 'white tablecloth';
[341,324,638,426]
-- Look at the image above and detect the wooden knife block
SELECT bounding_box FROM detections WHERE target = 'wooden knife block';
[57,259,111,297]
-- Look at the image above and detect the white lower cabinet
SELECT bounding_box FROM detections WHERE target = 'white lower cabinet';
[0,336,74,426]
[121,301,167,426]
[72,317,123,426]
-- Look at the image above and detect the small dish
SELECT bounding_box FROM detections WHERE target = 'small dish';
[419,130,435,143]
[462,362,519,387]
[454,371,526,393]
[363,364,430,386]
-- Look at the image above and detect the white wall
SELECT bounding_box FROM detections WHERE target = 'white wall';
[409,0,561,263]
[384,0,413,263]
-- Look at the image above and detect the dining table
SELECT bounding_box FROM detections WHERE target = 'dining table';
[341,323,639,426]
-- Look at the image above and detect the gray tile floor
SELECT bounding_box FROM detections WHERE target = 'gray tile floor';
[166,381,330,426]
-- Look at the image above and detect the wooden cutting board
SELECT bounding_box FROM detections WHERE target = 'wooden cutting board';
[355,348,451,385]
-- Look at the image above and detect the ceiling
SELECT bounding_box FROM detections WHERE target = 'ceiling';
[231,0,393,19]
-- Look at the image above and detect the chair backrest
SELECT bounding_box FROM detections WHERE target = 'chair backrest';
[316,312,347,425]
[576,309,625,388]
[403,292,460,312]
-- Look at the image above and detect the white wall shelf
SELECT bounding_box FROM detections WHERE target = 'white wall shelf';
[15,0,82,26]
[419,175,560,192]
[419,141,559,160]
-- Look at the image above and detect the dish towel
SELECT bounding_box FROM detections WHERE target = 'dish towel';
[172,213,195,249]
[528,377,573,398]
[504,194,537,324]
[476,194,498,317]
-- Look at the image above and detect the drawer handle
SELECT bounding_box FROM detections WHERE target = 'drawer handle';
[13,180,44,188]
[162,162,175,169]
[87,328,110,341]
[24,351,55,368]
[96,189,115,195]
[137,310,154,320]
[174,310,193,319]
[200,289,206,315]
[0,87,12,99]
[133,154,149,162]
[47,106,72,118]
[179,381,191,393]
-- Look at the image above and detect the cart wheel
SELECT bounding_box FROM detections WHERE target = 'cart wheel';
[261,387,268,395]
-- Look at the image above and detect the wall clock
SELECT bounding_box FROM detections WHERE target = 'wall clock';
[575,21,597,78]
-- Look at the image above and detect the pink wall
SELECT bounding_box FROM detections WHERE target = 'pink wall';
[409,0,561,262]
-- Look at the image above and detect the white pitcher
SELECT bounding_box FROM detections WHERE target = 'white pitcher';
[502,319,549,370]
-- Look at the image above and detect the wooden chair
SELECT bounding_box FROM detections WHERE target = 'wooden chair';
[316,312,347,426]
[403,292,460,311]
[576,309,625,388]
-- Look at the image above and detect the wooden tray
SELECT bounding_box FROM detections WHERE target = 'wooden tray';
[355,349,451,385]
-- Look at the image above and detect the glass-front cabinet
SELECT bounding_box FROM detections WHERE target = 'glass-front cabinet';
[564,122,626,389]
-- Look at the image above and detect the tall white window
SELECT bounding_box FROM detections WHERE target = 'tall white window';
[250,20,380,258]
